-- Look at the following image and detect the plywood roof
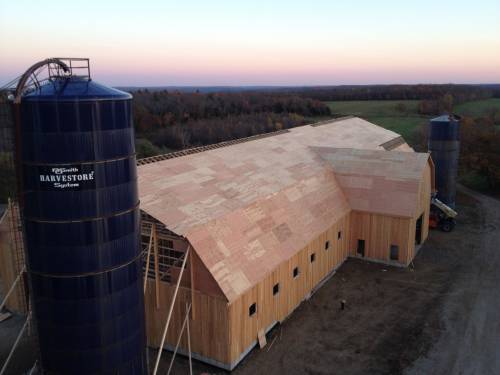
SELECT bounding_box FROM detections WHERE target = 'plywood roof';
[139,117,402,234]
[185,169,350,302]
[138,117,427,302]
[314,147,429,218]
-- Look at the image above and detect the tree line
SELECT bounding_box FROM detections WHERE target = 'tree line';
[459,116,500,191]
[136,112,312,157]
[132,90,331,157]
[133,90,330,131]
[285,84,494,102]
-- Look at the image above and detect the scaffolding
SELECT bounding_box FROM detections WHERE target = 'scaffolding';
[0,93,15,154]
[0,199,27,314]
[141,212,194,374]
[141,211,189,284]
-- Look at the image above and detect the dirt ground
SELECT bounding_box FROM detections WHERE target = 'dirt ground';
[2,186,499,374]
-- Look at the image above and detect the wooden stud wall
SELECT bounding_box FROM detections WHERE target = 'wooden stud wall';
[0,201,27,314]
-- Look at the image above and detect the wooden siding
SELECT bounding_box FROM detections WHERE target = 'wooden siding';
[191,251,225,298]
[419,161,432,244]
[227,213,351,364]
[349,211,413,265]
[407,160,433,261]
[145,279,231,365]
[349,161,432,266]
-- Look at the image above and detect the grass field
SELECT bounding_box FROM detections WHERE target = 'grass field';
[326,100,428,145]
[326,98,500,145]
[454,98,500,118]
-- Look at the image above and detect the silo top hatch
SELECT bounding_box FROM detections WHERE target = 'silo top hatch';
[22,76,131,102]
[430,114,460,123]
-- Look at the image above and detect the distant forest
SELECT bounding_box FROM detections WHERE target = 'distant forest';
[133,91,330,156]
[287,84,496,116]
[286,84,495,102]
[458,116,500,191]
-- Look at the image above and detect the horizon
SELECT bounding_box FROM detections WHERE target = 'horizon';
[115,83,500,88]
[1,0,499,86]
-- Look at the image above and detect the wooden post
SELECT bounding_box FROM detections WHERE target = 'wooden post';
[189,249,195,320]
[153,225,160,309]
[186,302,193,375]
[143,223,155,294]
[0,312,31,375]
[166,303,192,375]
[0,265,25,312]
[152,246,190,375]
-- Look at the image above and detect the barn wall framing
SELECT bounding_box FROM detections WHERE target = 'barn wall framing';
[0,200,27,314]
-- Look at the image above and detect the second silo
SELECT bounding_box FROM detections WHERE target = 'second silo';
[428,114,460,207]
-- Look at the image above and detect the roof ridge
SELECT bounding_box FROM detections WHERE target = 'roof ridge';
[310,115,355,127]
[137,129,291,166]
[379,136,406,150]
[136,116,353,167]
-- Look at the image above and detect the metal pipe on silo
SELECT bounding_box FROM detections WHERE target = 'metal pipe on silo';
[428,114,460,208]
[13,58,147,374]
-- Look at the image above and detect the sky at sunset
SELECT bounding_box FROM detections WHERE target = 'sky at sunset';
[1,0,499,86]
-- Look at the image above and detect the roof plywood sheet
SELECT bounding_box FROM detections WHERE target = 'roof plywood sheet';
[392,142,415,152]
[315,147,429,218]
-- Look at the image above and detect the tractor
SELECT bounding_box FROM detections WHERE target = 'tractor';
[429,196,457,232]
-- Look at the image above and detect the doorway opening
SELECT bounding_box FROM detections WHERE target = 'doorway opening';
[415,214,423,245]
[357,239,365,257]
[390,245,399,261]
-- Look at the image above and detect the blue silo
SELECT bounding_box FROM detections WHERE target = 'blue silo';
[19,74,147,374]
[428,115,460,208]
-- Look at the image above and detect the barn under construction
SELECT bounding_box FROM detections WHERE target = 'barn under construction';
[0,58,454,375]
[0,115,434,371]
[137,116,434,370]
